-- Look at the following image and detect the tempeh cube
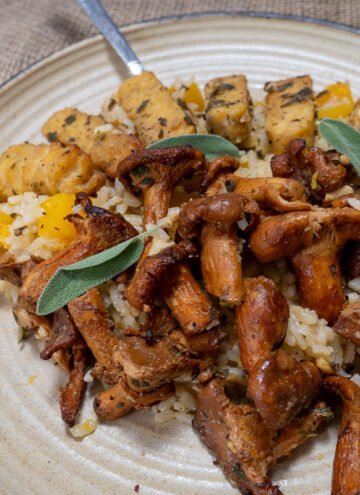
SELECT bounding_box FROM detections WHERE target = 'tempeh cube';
[264,75,315,153]
[204,75,252,146]
[0,142,104,200]
[42,108,141,177]
[116,71,196,145]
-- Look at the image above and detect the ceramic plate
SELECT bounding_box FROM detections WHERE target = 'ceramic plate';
[1,13,360,495]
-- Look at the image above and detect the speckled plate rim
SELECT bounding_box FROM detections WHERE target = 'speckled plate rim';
[1,10,359,93]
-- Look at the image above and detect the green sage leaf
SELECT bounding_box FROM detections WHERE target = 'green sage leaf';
[147,134,240,162]
[36,227,158,316]
[318,118,360,176]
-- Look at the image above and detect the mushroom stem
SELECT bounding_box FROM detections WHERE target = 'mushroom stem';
[235,276,288,373]
[162,263,219,335]
[94,374,174,422]
[324,375,360,495]
[59,338,89,427]
[201,223,243,304]
[249,208,360,324]
[205,175,310,212]
[93,379,134,421]
[177,193,259,306]
[292,246,344,324]
[68,288,120,384]
[143,183,172,225]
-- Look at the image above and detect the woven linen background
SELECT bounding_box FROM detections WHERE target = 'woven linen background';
[1,0,360,85]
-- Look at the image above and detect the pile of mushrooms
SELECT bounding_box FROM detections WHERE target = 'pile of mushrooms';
[3,139,360,495]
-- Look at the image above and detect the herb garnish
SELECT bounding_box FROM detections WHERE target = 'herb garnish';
[36,227,158,316]
[318,118,360,175]
[147,134,240,162]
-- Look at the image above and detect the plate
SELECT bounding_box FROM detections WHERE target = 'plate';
[1,13,360,495]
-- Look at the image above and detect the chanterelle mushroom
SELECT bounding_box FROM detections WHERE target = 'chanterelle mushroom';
[16,194,138,317]
[126,241,195,311]
[193,378,332,495]
[126,240,218,334]
[68,288,121,385]
[344,241,360,279]
[115,146,204,224]
[177,193,259,305]
[249,207,360,324]
[0,253,39,287]
[248,349,321,430]
[271,138,347,201]
[236,276,288,373]
[324,375,360,495]
[59,336,90,427]
[202,156,311,213]
[94,373,174,422]
[333,301,360,347]
[236,276,320,429]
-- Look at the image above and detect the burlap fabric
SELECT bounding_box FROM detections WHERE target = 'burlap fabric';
[1,0,359,85]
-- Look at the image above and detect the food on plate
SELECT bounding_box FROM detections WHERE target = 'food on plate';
[204,75,252,145]
[249,208,360,324]
[324,375,360,495]
[0,142,105,200]
[193,378,332,495]
[1,70,360,494]
[264,75,315,153]
[116,71,196,145]
[333,301,360,346]
[271,138,348,201]
[316,82,354,120]
[68,288,121,384]
[115,145,204,223]
[42,107,142,176]
[348,98,360,129]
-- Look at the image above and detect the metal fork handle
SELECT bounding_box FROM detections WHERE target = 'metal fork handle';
[76,0,144,76]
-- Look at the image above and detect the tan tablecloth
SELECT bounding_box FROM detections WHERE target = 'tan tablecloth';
[1,0,359,85]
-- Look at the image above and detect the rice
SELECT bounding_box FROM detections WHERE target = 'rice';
[69,418,97,438]
[101,95,135,134]
[0,192,63,261]
[285,305,348,366]
[169,77,208,134]
[100,280,145,332]
[152,383,196,424]
[234,149,273,179]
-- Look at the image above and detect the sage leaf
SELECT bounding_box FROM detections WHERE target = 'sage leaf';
[318,118,360,175]
[147,134,240,162]
[36,227,158,316]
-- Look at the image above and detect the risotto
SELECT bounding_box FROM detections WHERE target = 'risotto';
[0,74,359,433]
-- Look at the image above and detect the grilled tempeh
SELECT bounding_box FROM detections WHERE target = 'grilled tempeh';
[265,75,315,153]
[42,107,142,176]
[0,142,105,200]
[204,75,252,145]
[116,71,196,145]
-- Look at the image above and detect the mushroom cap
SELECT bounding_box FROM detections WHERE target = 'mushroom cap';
[271,138,347,201]
[200,155,240,193]
[205,174,311,212]
[249,207,360,264]
[248,350,321,429]
[116,145,204,195]
[177,192,259,242]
